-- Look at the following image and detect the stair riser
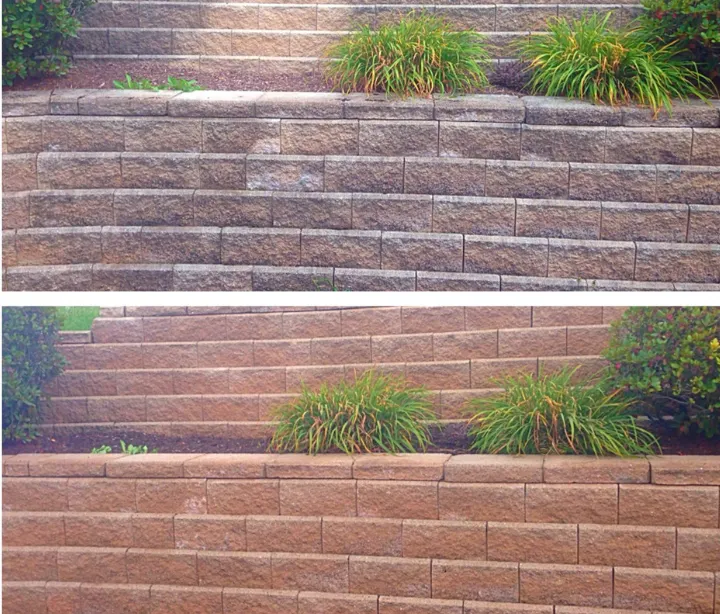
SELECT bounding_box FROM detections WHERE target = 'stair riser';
[7,117,715,167]
[6,226,719,283]
[44,356,608,397]
[56,324,609,370]
[6,154,719,207]
[4,514,719,572]
[87,307,618,342]
[6,190,717,246]
[79,3,639,31]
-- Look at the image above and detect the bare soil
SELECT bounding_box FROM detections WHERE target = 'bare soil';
[3,423,718,456]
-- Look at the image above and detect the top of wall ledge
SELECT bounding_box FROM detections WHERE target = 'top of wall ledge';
[4,452,720,486]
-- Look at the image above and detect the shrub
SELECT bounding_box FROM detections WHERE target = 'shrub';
[604,307,720,438]
[2,307,65,442]
[325,11,491,97]
[270,370,435,454]
[3,0,96,86]
[466,367,659,456]
[518,12,711,114]
[640,0,720,84]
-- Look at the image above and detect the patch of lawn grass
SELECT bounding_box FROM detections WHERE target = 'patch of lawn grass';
[56,307,100,331]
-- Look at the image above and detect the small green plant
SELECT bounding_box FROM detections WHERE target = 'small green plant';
[270,370,435,454]
[120,440,150,454]
[640,0,720,84]
[3,308,66,442]
[466,367,659,456]
[56,307,100,331]
[604,307,720,438]
[326,11,491,97]
[91,444,112,454]
[2,0,96,85]
[518,12,711,114]
[113,74,204,92]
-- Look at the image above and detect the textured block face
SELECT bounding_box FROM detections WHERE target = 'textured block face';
[403,520,487,560]
[174,515,247,551]
[521,125,605,163]
[432,196,515,236]
[323,517,403,557]
[38,152,122,190]
[486,161,568,199]
[280,480,357,516]
[43,117,125,152]
[613,567,716,614]
[380,596,463,614]
[569,163,656,202]
[246,516,322,553]
[525,485,618,524]
[519,564,613,608]
[498,327,566,358]
[381,231,464,273]
[223,228,300,266]
[605,127,692,164]
[150,586,224,614]
[488,523,577,565]
[126,548,198,585]
[66,479,136,513]
[301,229,382,269]
[441,123,521,160]
[136,479,207,514]
[547,239,636,280]
[246,155,324,191]
[203,119,281,154]
[224,588,298,614]
[208,480,279,515]
[121,153,200,189]
[350,556,431,598]
[325,156,404,193]
[405,158,486,197]
[281,120,358,156]
[579,524,676,568]
[432,560,519,602]
[352,194,432,233]
[600,202,689,243]
[516,199,601,240]
[125,118,202,153]
[439,484,525,522]
[81,584,151,614]
[619,485,720,528]
[635,243,720,283]
[357,481,438,520]
[197,552,272,589]
[57,548,128,583]
[272,553,349,592]
[464,236,548,277]
[359,121,438,156]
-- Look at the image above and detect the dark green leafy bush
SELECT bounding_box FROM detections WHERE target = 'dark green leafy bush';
[2,307,65,442]
[465,367,659,456]
[518,12,711,113]
[325,11,491,96]
[270,370,435,454]
[604,307,720,438]
[640,0,720,84]
[3,0,96,85]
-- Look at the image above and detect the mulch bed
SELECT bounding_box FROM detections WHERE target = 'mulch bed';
[2,59,520,94]
[3,422,718,455]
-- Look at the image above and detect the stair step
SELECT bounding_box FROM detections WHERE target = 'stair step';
[5,511,718,572]
[7,262,711,291]
[6,152,718,205]
[4,226,719,283]
[3,546,716,611]
[79,2,640,30]
[55,323,610,370]
[6,190,716,244]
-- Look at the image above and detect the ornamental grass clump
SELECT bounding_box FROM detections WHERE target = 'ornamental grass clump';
[325,11,491,96]
[269,370,435,454]
[466,367,659,456]
[518,12,711,113]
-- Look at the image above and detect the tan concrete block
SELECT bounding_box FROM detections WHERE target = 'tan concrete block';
[67,478,136,512]
[532,307,603,327]
[266,454,353,479]
[132,513,174,549]
[519,563,612,607]
[3,512,66,547]
[3,581,47,614]
[183,453,267,478]
[439,483,525,522]
[498,326,567,358]
[64,512,132,547]
[174,515,246,551]
[613,567,715,614]
[489,522,577,564]
[87,397,146,422]
[350,555,430,597]
[142,314,226,342]
[116,369,174,395]
[197,551,272,588]
[172,368,229,394]
[224,588,299,614]
[3,547,58,581]
[403,519,486,560]
[444,455,542,483]
[125,118,201,153]
[543,456,649,484]
[3,153,38,191]
[225,313,283,340]
[253,339,311,367]
[272,552,349,592]
[57,547,127,583]
[145,396,203,422]
[371,333,433,363]
[246,516,321,553]
[341,307,402,336]
[323,516,403,556]
[619,484,719,528]
[380,596,463,614]
[676,528,720,571]
[526,484,617,524]
[470,358,538,388]
[433,331,498,361]
[299,592,378,614]
[579,524,676,568]
[465,603,552,614]
[142,343,198,369]
[127,548,197,585]
[650,456,720,486]
[136,478,207,514]
[464,307,532,330]
[432,559,519,601]
[404,361,470,390]
[27,453,116,478]
[401,307,465,334]
[283,310,343,338]
[259,5,316,29]
[45,580,82,614]
[107,454,200,478]
[281,119,358,156]
[150,585,223,614]
[358,480,437,519]
[565,325,610,357]
[353,454,449,481]
[281,479,356,516]
[229,367,286,394]
[208,479,279,515]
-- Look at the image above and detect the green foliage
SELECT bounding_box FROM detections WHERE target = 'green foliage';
[113,73,204,91]
[3,0,95,85]
[518,12,711,114]
[604,307,720,438]
[91,444,112,454]
[2,307,65,442]
[465,367,660,456]
[56,306,100,331]
[640,0,720,83]
[270,370,435,454]
[325,11,491,97]
[91,441,156,454]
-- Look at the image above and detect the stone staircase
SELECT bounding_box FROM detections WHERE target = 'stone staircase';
[39,305,620,438]
[3,90,719,291]
[3,453,720,614]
